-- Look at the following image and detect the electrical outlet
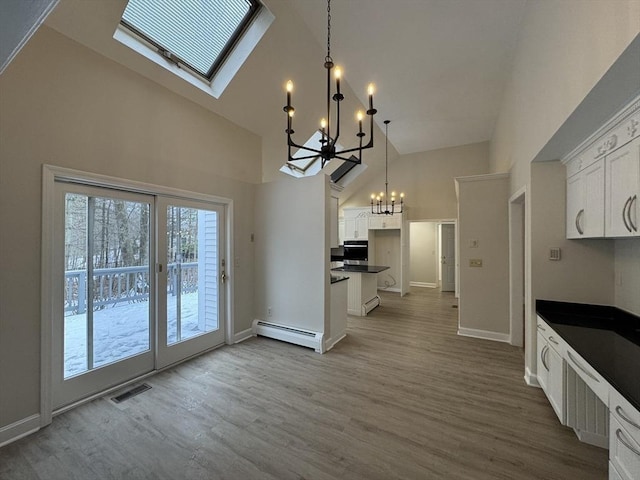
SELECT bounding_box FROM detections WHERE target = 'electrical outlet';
[267,307,272,317]
[469,259,483,267]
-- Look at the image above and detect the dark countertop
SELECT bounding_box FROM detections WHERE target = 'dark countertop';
[330,275,349,284]
[331,265,390,274]
[536,299,640,412]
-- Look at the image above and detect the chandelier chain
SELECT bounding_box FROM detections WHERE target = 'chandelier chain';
[326,0,332,61]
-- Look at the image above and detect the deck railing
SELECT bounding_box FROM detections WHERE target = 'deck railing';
[64,262,198,314]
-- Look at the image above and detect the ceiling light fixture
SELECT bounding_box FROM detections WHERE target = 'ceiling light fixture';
[371,120,404,215]
[283,0,377,169]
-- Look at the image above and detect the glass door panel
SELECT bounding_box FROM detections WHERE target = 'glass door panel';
[53,184,155,409]
[157,198,225,369]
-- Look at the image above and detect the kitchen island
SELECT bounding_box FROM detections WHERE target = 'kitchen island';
[331,264,390,316]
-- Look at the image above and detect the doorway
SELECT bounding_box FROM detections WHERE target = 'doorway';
[50,177,227,411]
[408,220,456,292]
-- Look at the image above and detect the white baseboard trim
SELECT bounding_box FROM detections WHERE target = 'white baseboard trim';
[410,282,437,288]
[0,414,41,447]
[378,287,401,293]
[525,367,541,388]
[457,327,511,343]
[324,333,346,352]
[574,428,609,449]
[233,328,254,344]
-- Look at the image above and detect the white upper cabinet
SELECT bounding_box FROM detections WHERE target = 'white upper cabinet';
[566,158,605,238]
[563,95,640,239]
[342,207,370,241]
[606,136,639,237]
[369,214,402,230]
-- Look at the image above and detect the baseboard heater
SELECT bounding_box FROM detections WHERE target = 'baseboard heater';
[251,320,324,353]
[362,295,381,315]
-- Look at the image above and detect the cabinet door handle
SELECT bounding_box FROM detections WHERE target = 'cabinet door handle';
[623,196,632,232]
[616,405,640,430]
[616,429,640,457]
[575,209,584,235]
[629,195,637,232]
[567,351,599,382]
[540,345,549,371]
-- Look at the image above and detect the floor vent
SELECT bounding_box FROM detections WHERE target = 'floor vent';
[252,319,324,353]
[111,383,151,403]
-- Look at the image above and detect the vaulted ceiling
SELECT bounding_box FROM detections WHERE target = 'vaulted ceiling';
[40,0,526,189]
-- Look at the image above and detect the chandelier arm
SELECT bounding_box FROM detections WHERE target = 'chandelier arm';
[288,152,323,162]
[333,142,373,156]
[287,137,324,156]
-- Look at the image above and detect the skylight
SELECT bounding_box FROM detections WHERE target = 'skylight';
[120,0,261,82]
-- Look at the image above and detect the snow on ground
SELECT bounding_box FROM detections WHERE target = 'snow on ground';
[64,292,208,378]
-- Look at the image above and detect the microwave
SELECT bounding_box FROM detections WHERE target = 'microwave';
[343,240,368,262]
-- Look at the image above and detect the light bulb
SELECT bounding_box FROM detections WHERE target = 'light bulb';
[371,194,376,200]
[286,80,293,92]
[400,192,405,198]
[391,191,396,197]
[320,118,327,129]
[288,109,294,118]
[357,111,364,121]
[368,84,375,96]
[334,67,342,79]
[380,191,384,197]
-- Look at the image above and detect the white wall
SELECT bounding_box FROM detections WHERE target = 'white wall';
[615,239,640,314]
[456,174,510,338]
[254,174,329,332]
[530,161,615,305]
[0,27,260,431]
[490,1,640,185]
[409,222,438,286]
[342,142,490,219]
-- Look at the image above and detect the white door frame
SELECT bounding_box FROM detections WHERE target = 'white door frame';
[508,187,526,348]
[41,165,235,426]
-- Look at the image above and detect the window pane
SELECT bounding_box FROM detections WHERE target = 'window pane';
[166,206,219,345]
[121,0,258,78]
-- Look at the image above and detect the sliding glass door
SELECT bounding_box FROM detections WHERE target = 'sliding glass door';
[52,183,226,409]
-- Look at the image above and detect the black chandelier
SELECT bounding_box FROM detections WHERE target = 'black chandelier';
[371,120,404,215]
[283,0,377,169]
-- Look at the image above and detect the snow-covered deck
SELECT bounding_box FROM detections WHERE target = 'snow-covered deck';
[64,292,202,378]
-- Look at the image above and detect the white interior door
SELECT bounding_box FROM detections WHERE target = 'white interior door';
[440,223,456,292]
[156,197,226,369]
[52,183,155,409]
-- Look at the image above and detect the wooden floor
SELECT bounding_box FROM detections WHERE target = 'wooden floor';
[0,288,608,479]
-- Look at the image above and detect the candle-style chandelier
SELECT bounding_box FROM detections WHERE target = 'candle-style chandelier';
[283,0,377,169]
[371,120,404,215]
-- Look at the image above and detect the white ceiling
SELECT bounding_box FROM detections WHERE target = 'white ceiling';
[287,0,526,155]
[41,0,526,160]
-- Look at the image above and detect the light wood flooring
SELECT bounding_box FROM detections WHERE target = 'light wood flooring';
[0,288,608,479]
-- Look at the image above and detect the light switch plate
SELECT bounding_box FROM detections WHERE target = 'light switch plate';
[469,259,483,267]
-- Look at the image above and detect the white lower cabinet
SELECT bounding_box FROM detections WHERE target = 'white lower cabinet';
[609,388,640,480]
[536,318,566,424]
[610,461,624,480]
